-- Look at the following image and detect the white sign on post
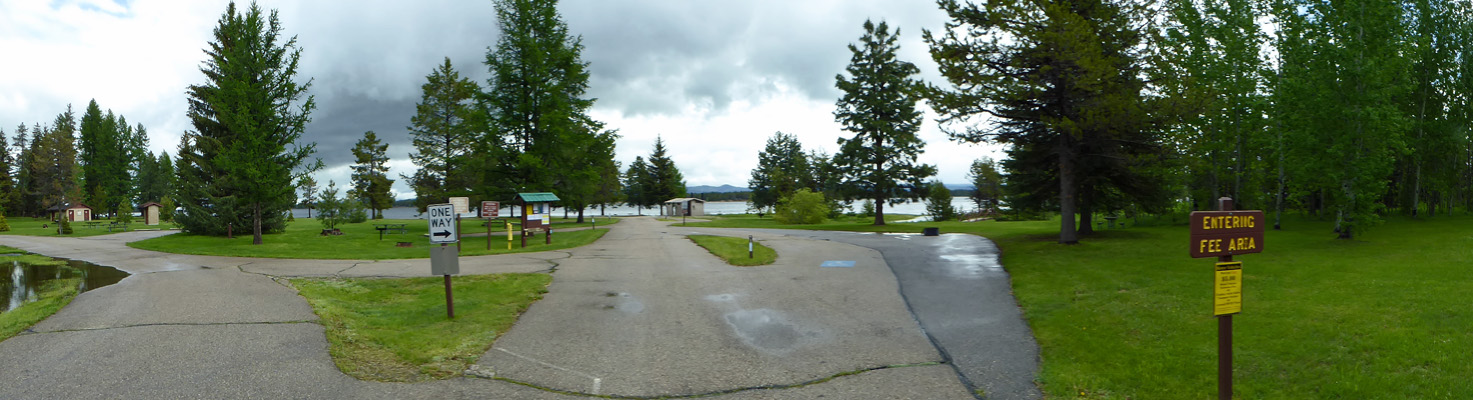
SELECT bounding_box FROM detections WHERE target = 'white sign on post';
[428,203,458,244]
[449,197,470,214]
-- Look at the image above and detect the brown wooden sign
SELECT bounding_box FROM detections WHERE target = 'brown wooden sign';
[1190,210,1265,258]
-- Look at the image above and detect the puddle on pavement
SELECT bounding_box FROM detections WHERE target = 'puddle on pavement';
[724,308,814,354]
[4,259,129,313]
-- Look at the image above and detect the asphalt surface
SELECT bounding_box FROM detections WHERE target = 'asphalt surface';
[734,229,1044,400]
[478,217,972,398]
[0,218,1038,399]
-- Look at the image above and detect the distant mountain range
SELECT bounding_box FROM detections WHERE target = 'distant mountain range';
[686,184,749,194]
[686,183,974,193]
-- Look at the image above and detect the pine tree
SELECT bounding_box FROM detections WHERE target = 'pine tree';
[645,136,686,205]
[177,1,316,244]
[926,0,1166,243]
[298,174,318,218]
[748,132,812,212]
[834,20,935,226]
[482,0,612,215]
[406,57,480,212]
[11,124,36,216]
[623,156,652,214]
[31,107,82,219]
[349,131,395,219]
[968,157,1003,212]
[0,127,12,217]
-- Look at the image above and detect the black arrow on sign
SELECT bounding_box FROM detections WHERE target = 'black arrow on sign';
[433,230,453,238]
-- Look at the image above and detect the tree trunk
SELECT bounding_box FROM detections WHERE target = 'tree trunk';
[1077,188,1093,235]
[577,208,584,223]
[874,199,885,226]
[1058,148,1079,244]
[252,203,263,245]
[307,206,312,219]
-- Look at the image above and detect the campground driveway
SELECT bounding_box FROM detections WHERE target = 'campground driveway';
[0,219,1038,399]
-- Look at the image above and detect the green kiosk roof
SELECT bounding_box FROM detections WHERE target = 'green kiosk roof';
[516,192,560,202]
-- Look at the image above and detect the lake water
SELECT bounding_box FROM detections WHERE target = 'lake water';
[3,258,130,313]
[292,197,981,220]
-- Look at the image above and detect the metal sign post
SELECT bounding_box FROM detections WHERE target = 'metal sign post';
[428,203,461,319]
[1189,197,1262,400]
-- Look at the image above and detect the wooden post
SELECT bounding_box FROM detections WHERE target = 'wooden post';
[444,274,454,319]
[1217,197,1233,400]
[486,218,492,250]
[748,235,754,259]
[545,227,551,245]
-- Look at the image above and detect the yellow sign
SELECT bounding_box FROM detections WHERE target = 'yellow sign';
[1214,262,1242,316]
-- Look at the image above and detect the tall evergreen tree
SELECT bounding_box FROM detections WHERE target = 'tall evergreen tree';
[968,157,1003,212]
[0,127,11,216]
[177,1,316,244]
[11,124,36,216]
[78,100,108,211]
[482,0,612,213]
[30,107,81,219]
[349,131,395,219]
[623,156,653,214]
[748,132,813,212]
[645,136,686,205]
[406,57,480,212]
[834,20,936,226]
[297,174,318,218]
[926,0,1166,243]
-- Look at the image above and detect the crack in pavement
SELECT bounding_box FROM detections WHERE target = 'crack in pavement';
[470,361,947,399]
[19,320,319,336]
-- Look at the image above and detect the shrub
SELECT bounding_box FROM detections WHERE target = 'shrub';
[345,199,368,224]
[774,189,828,225]
[160,197,176,222]
[859,199,876,218]
[60,218,73,235]
[926,181,958,222]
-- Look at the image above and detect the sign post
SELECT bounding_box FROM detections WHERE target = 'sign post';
[427,203,460,319]
[1189,198,1262,400]
[482,201,499,250]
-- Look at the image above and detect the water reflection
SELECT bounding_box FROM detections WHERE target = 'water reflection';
[3,259,129,313]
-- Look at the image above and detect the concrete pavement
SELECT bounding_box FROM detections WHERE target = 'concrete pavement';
[0,218,1036,399]
[477,217,972,398]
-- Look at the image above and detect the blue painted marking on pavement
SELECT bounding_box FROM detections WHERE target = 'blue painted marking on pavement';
[820,260,856,268]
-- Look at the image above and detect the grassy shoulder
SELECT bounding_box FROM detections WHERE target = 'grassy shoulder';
[0,248,80,341]
[0,217,155,237]
[127,218,609,260]
[292,273,552,382]
[692,212,1473,398]
[688,235,777,266]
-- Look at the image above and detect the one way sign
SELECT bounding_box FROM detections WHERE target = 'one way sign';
[427,203,458,244]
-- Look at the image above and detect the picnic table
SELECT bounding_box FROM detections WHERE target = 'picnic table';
[374,223,408,240]
[83,221,102,229]
[107,222,129,232]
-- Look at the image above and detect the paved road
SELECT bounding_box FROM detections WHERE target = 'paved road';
[0,220,1003,399]
[734,229,1045,399]
[477,217,973,398]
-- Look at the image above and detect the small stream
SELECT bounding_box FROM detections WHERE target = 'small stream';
[3,258,129,313]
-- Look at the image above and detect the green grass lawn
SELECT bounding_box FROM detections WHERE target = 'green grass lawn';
[127,218,609,259]
[292,273,551,382]
[0,217,156,237]
[687,235,777,266]
[693,212,1473,398]
[0,247,81,341]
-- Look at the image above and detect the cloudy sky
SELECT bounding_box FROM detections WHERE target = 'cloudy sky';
[1,0,1005,199]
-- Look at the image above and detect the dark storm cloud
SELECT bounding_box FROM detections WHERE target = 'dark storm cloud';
[245,0,948,186]
[561,0,948,117]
